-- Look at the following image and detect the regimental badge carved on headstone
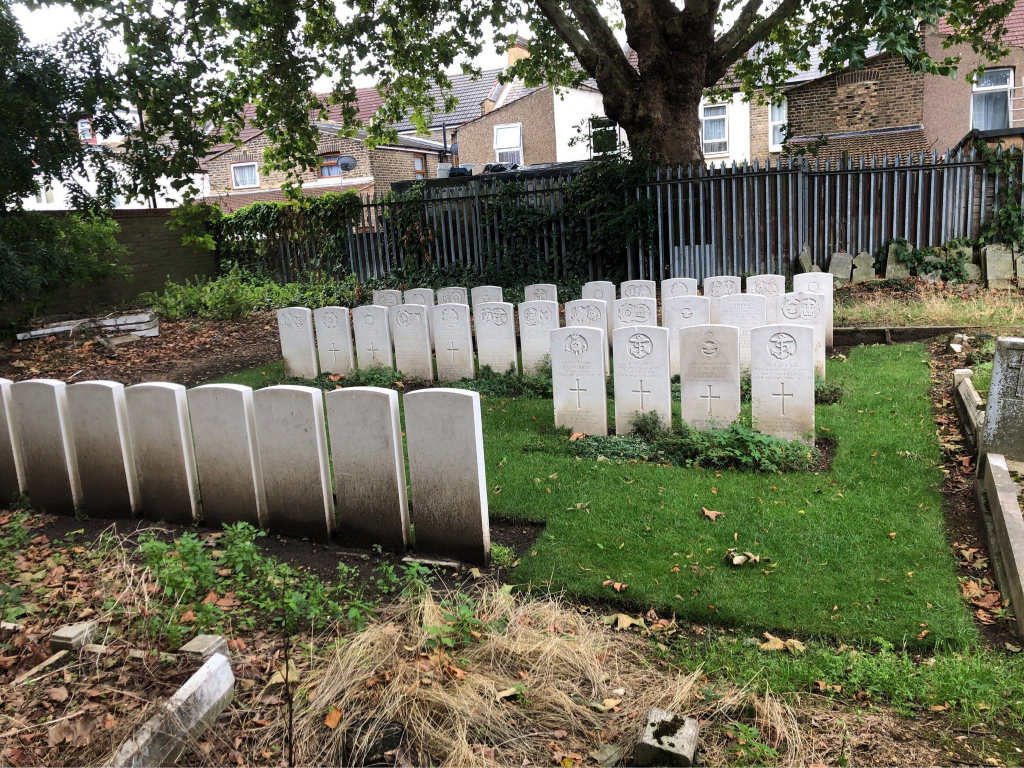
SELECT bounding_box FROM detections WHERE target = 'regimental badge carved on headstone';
[768,331,797,360]
[678,324,741,431]
[565,332,589,356]
[551,327,607,436]
[750,324,815,444]
[612,326,671,434]
[627,332,654,359]
[474,301,518,374]
[778,291,827,378]
[614,298,657,328]
[565,299,610,372]
[663,278,698,298]
[519,300,559,375]
[433,304,474,381]
[525,283,557,303]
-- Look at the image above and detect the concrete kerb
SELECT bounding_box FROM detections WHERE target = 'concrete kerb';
[975,454,1024,639]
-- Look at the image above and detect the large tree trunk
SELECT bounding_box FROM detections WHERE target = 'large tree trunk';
[611,71,706,166]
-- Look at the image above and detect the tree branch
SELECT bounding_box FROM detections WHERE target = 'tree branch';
[711,0,763,57]
[705,0,802,84]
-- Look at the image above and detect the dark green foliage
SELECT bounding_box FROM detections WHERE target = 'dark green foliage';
[890,237,970,283]
[814,375,844,405]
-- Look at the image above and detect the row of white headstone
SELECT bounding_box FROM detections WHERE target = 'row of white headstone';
[0,379,491,565]
[552,324,817,444]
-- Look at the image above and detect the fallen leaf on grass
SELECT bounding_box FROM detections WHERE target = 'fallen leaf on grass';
[47,686,69,702]
[760,632,805,654]
[324,706,343,729]
[589,744,624,767]
[268,660,301,686]
[702,507,723,521]
[569,432,586,441]
[601,580,628,592]
[552,730,568,739]
[1006,643,1022,653]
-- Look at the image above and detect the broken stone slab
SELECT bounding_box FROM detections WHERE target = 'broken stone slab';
[828,253,853,285]
[885,242,911,280]
[99,334,141,351]
[954,368,974,388]
[964,263,983,282]
[852,252,874,282]
[635,708,699,767]
[179,634,229,662]
[946,334,966,355]
[50,621,98,652]
[984,244,1015,289]
[14,650,68,685]
[797,243,814,273]
[15,313,159,341]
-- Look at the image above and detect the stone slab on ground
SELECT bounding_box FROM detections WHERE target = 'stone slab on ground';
[982,454,1024,639]
[885,242,912,280]
[0,378,25,504]
[50,621,97,652]
[828,252,854,285]
[179,634,229,662]
[984,244,1015,289]
[518,300,559,375]
[277,307,318,379]
[852,252,874,282]
[434,304,475,381]
[551,327,608,437]
[980,337,1024,462]
[634,708,699,767]
[797,243,815,273]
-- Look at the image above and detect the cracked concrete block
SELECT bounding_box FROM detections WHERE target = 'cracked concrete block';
[634,708,699,767]
[50,622,97,652]
[180,634,229,661]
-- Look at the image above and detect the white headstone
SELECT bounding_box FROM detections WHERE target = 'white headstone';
[750,325,816,443]
[389,304,434,381]
[404,289,436,348]
[253,385,334,541]
[718,294,768,370]
[621,280,657,299]
[471,285,503,306]
[793,272,834,350]
[474,302,518,374]
[678,325,741,430]
[434,304,475,381]
[351,305,394,369]
[372,290,403,308]
[314,306,355,375]
[524,283,558,302]
[438,286,468,305]
[702,276,741,323]
[564,299,610,373]
[661,296,711,377]
[778,292,827,379]
[187,384,266,529]
[613,326,672,434]
[519,300,560,375]
[980,337,1024,462]
[746,274,786,323]
[125,383,199,524]
[551,327,608,436]
[277,307,319,379]
[404,389,490,565]
[582,281,616,339]
[10,380,81,515]
[66,381,138,519]
[613,297,658,330]
[0,378,25,503]
[326,387,410,551]
[661,278,699,299]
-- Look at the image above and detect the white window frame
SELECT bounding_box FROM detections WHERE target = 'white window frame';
[700,103,729,157]
[971,67,1014,131]
[768,99,787,153]
[493,122,523,165]
[231,162,260,189]
[77,119,93,140]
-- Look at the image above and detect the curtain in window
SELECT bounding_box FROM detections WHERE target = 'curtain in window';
[232,164,259,187]
[973,91,1009,130]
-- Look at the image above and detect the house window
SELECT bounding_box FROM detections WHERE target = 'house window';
[231,162,260,189]
[34,185,55,204]
[319,154,342,177]
[768,99,787,152]
[77,120,93,140]
[590,117,619,158]
[494,123,523,165]
[701,104,728,155]
[972,68,1013,131]
[413,153,427,180]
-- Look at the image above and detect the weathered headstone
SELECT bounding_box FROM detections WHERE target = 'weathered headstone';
[980,337,1024,462]
[252,385,334,541]
[326,387,410,551]
[702,276,741,323]
[372,290,403,308]
[662,295,711,377]
[797,242,817,273]
[750,324,816,443]
[983,244,1015,289]
[718,294,767,370]
[125,383,199,524]
[551,327,608,437]
[0,378,25,503]
[518,300,559,375]
[471,285,503,306]
[612,326,672,434]
[964,262,983,282]
[778,292,827,378]
[524,283,558,302]
[793,272,834,350]
[404,389,490,566]
[678,325,741,430]
[613,297,658,329]
[437,286,468,305]
[564,299,610,373]
[351,305,394,369]
[389,304,434,381]
[277,307,318,379]
[404,288,436,348]
[745,274,785,323]
[828,252,854,285]
[884,242,911,280]
[313,306,354,375]
[581,281,616,339]
[474,301,518,374]
[66,381,138,519]
[433,304,475,381]
[621,280,657,299]
[187,384,267,529]
[661,278,699,299]
[852,252,874,282]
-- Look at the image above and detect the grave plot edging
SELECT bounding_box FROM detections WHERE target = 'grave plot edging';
[976,454,1024,640]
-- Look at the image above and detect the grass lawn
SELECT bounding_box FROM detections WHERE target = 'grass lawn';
[834,284,1024,327]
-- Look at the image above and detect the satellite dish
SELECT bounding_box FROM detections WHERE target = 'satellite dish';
[338,156,357,171]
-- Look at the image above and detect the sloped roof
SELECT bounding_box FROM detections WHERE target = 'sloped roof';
[937,0,1024,47]
[392,68,505,133]
[786,125,931,160]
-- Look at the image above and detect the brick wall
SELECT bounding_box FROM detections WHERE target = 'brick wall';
[454,89,557,169]
[748,98,776,161]
[370,148,439,190]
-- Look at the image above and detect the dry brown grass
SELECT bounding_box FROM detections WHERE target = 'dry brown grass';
[835,283,1024,328]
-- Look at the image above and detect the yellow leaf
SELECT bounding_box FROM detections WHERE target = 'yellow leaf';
[324,707,342,729]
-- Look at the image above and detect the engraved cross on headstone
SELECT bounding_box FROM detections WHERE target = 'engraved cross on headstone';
[447,341,459,363]
[701,384,720,415]
[570,378,587,408]
[1009,353,1024,398]
[366,342,379,362]
[773,382,794,415]
[328,343,341,362]
[632,380,651,410]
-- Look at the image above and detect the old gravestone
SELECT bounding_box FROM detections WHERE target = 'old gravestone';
[613,297,658,330]
[404,388,490,566]
[613,326,672,434]
[828,252,854,286]
[524,283,558,302]
[662,295,711,377]
[797,242,819,273]
[702,275,741,323]
[351,305,394,369]
[471,285,503,306]
[372,290,403,308]
[126,383,200,524]
[66,381,138,519]
[661,278,699,299]
[745,274,785,323]
[519,300,560,375]
[793,272,834,350]
[0,378,25,503]
[187,384,267,529]
[433,303,475,381]
[437,286,469,305]
[564,299,610,373]
[313,306,354,375]
[326,387,410,551]
[582,280,617,339]
[253,385,334,541]
[404,288,436,348]
[980,337,1024,462]
[389,304,434,381]
[750,324,816,443]
[885,242,911,280]
[474,301,519,374]
[621,280,657,299]
[678,324,741,431]
[718,293,767,370]
[277,307,319,379]
[852,252,875,282]
[983,244,1015,290]
[550,326,608,436]
[778,292,827,379]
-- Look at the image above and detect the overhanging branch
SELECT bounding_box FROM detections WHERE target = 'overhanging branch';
[705,0,802,84]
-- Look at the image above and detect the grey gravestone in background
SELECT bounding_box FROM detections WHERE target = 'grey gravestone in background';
[404,388,490,566]
[277,307,319,379]
[434,304,475,381]
[314,306,354,375]
[565,299,610,373]
[750,324,816,443]
[885,242,911,280]
[253,385,334,541]
[852,252,874,282]
[551,326,608,436]
[471,285,503,306]
[746,274,785,323]
[187,384,267,529]
[718,294,767,370]
[389,304,434,381]
[372,290,402,308]
[798,243,819,273]
[474,301,519,374]
[828,253,854,285]
[702,276,741,323]
[519,300,560,374]
[351,305,394,369]
[326,387,410,552]
[613,298,658,329]
[525,283,558,302]
[612,326,672,434]
[662,295,711,376]
[66,381,138,519]
[984,245,1015,289]
[404,288,436,349]
[980,337,1024,462]
[678,325,741,431]
[126,382,200,524]
[621,280,656,299]
[778,292,827,379]
[582,281,616,339]
[438,286,468,305]
[662,278,699,299]
[793,272,834,350]
[0,378,25,503]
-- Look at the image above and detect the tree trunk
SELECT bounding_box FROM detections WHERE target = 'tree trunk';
[615,83,705,166]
